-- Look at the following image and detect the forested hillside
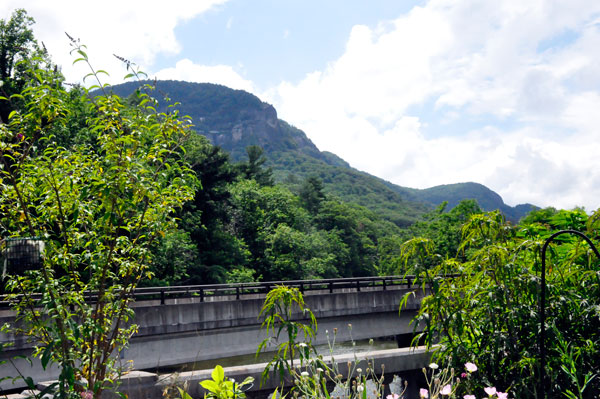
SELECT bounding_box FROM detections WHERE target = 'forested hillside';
[406,182,536,222]
[109,80,535,225]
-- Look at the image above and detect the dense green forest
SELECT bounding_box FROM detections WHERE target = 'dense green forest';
[147,138,413,284]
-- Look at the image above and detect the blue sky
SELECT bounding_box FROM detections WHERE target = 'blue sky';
[3,0,600,211]
[163,0,421,89]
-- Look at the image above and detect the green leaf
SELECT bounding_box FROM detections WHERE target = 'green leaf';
[240,376,254,387]
[39,382,59,398]
[41,343,53,369]
[200,380,219,393]
[178,387,194,399]
[212,364,225,383]
[24,376,36,389]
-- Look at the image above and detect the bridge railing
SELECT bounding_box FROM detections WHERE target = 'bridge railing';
[0,275,457,307]
[130,275,434,304]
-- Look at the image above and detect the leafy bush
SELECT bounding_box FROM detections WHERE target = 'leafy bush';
[405,210,600,398]
[0,42,194,397]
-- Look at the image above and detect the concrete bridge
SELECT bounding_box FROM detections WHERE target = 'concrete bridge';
[0,276,430,392]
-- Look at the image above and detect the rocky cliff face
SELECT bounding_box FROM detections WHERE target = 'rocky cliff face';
[125,80,335,164]
[204,102,279,153]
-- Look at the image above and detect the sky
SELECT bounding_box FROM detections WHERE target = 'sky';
[2,0,600,211]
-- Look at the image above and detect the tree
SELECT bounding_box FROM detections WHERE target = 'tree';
[409,199,482,261]
[519,206,558,226]
[238,145,274,186]
[315,200,377,277]
[176,134,246,284]
[299,175,325,214]
[229,180,308,281]
[376,234,410,275]
[146,229,199,286]
[0,9,53,123]
[0,43,194,398]
[147,133,247,285]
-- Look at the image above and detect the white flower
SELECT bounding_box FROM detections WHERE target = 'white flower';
[429,363,439,370]
[301,371,309,377]
[317,368,323,373]
[440,385,452,396]
[357,385,364,393]
[356,368,362,373]
[465,362,478,373]
[298,343,308,348]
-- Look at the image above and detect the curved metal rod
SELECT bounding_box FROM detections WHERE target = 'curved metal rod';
[539,229,600,399]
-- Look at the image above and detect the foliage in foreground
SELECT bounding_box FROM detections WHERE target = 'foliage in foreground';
[405,208,600,398]
[254,287,406,399]
[196,365,254,399]
[0,41,194,397]
[257,285,317,387]
[189,322,407,399]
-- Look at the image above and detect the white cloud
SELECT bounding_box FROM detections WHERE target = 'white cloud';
[0,0,228,84]
[153,59,255,92]
[265,0,600,211]
[5,0,600,211]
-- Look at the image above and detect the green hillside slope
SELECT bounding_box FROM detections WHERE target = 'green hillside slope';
[108,80,535,224]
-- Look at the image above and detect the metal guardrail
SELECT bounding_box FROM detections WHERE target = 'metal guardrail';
[0,274,451,308]
[132,275,422,305]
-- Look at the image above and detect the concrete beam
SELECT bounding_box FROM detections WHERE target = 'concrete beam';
[0,287,426,391]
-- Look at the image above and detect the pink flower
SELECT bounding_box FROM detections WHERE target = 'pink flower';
[440,384,452,395]
[81,392,93,399]
[461,372,468,378]
[420,388,429,398]
[464,395,476,399]
[484,387,497,397]
[497,392,508,399]
[387,394,399,399]
[465,362,478,373]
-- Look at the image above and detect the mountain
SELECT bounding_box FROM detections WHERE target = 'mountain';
[407,183,536,222]
[107,80,536,225]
